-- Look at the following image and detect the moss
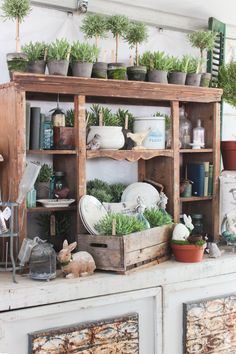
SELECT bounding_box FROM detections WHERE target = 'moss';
[7,58,28,75]
[107,67,127,80]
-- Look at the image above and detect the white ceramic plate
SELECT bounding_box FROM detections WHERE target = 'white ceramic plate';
[79,195,108,235]
[121,182,160,207]
[37,199,75,208]
[102,201,138,215]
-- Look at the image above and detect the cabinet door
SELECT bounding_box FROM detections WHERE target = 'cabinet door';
[163,273,236,354]
[0,287,162,354]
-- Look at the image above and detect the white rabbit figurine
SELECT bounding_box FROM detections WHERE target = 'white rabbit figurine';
[57,240,96,279]
[172,214,194,241]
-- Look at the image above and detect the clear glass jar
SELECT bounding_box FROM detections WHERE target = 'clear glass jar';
[179,107,192,148]
[193,119,205,148]
[29,238,56,280]
[54,171,66,191]
[192,214,204,235]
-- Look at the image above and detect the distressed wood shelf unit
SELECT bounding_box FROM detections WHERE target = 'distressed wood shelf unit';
[0,73,222,242]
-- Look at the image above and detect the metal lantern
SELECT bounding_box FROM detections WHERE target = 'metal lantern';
[29,237,56,281]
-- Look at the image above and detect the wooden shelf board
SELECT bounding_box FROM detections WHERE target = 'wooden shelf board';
[87,149,173,161]
[180,196,213,202]
[27,205,77,213]
[180,149,213,153]
[12,72,222,103]
[27,149,77,155]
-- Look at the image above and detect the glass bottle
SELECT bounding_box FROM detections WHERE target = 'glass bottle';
[26,187,36,208]
[193,119,205,148]
[191,214,204,235]
[54,171,66,191]
[179,107,192,148]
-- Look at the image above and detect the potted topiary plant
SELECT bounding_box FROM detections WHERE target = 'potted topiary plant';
[125,21,148,81]
[86,104,125,149]
[106,15,129,80]
[168,55,190,85]
[53,108,75,150]
[22,41,47,74]
[35,163,54,199]
[185,56,203,86]
[140,51,172,83]
[219,61,236,170]
[70,41,99,78]
[47,38,71,76]
[81,14,108,79]
[171,214,206,262]
[1,0,31,79]
[188,30,217,87]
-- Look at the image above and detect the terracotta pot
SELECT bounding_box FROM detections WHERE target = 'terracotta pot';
[171,243,206,262]
[53,127,75,149]
[35,181,51,199]
[221,141,236,170]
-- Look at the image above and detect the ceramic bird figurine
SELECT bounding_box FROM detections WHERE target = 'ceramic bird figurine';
[127,128,151,150]
[135,196,150,229]
[86,134,101,150]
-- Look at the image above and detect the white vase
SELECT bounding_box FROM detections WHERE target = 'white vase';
[87,126,125,150]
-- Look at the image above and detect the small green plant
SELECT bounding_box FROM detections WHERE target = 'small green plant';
[219,62,236,107]
[87,179,126,203]
[144,208,172,228]
[22,41,47,61]
[170,55,190,73]
[1,0,31,52]
[139,51,172,71]
[70,42,99,63]
[81,14,108,58]
[95,213,146,235]
[65,109,74,127]
[125,22,148,66]
[171,239,206,246]
[36,164,53,183]
[47,38,71,61]
[107,15,130,62]
[115,108,134,131]
[86,104,119,127]
[153,112,171,130]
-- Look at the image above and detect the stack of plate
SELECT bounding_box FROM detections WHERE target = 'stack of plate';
[121,182,160,208]
[79,195,108,235]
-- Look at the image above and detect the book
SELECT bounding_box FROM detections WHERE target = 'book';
[208,164,214,196]
[39,113,45,150]
[30,107,41,150]
[187,162,205,197]
[25,102,31,150]
[43,119,53,149]
[203,162,210,197]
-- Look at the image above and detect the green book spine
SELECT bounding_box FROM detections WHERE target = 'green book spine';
[26,102,31,150]
[208,164,214,196]
[203,161,210,197]
[39,113,45,150]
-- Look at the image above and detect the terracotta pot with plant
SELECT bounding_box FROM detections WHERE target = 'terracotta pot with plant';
[125,21,148,81]
[1,0,31,79]
[188,30,217,87]
[47,38,71,76]
[22,41,47,74]
[168,55,189,85]
[140,51,172,83]
[185,56,203,86]
[35,163,54,199]
[106,15,129,80]
[70,42,98,78]
[171,214,206,262]
[81,14,108,79]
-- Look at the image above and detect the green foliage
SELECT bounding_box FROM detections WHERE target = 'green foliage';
[153,112,171,130]
[95,213,146,235]
[188,30,217,56]
[144,208,172,228]
[1,0,31,22]
[36,164,53,183]
[115,108,134,131]
[171,239,206,247]
[47,38,70,61]
[87,179,126,203]
[70,42,99,63]
[218,61,236,107]
[107,15,129,37]
[86,104,119,127]
[139,51,172,71]
[170,55,190,73]
[65,109,74,127]
[22,41,47,61]
[37,213,71,237]
[7,58,27,73]
[81,14,108,40]
[125,21,148,47]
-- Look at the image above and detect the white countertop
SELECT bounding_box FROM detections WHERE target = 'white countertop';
[1,252,236,312]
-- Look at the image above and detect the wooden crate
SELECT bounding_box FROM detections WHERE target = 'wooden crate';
[77,225,172,274]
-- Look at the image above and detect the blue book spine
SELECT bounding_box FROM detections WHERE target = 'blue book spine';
[187,163,205,197]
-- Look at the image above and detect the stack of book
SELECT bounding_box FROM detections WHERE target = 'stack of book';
[26,103,53,150]
[187,162,213,197]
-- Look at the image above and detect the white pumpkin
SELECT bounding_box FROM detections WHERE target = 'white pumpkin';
[172,223,190,241]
